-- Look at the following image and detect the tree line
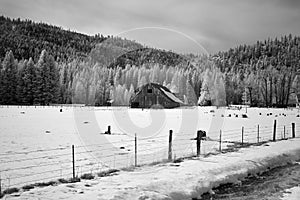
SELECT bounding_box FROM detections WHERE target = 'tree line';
[1,15,299,107]
[0,48,226,106]
[213,34,300,107]
[0,50,60,105]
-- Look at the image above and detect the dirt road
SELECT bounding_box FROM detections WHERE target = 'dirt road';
[201,162,300,200]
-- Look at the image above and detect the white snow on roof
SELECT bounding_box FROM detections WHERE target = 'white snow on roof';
[160,88,183,104]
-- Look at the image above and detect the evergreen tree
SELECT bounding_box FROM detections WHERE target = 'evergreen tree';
[16,60,27,104]
[0,59,3,104]
[23,58,38,104]
[198,80,211,106]
[36,50,60,105]
[1,51,18,104]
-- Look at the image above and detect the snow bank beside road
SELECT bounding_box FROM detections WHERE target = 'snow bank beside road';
[282,187,300,200]
[7,138,300,200]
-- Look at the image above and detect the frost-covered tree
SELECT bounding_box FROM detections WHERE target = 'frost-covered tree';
[185,79,197,105]
[198,79,211,106]
[138,76,147,88]
[150,64,160,83]
[198,67,226,106]
[211,72,226,106]
[72,61,95,105]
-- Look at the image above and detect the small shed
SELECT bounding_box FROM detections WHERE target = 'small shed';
[130,83,183,108]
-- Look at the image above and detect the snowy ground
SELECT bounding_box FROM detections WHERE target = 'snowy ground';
[0,106,300,190]
[4,137,300,199]
[282,187,300,200]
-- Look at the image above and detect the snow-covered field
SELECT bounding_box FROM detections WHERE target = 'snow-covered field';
[5,136,300,200]
[0,106,299,190]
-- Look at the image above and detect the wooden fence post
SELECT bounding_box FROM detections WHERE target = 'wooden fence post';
[168,130,173,160]
[196,131,201,156]
[241,126,244,145]
[219,130,222,152]
[72,145,75,179]
[292,123,295,138]
[0,173,2,196]
[273,120,277,141]
[108,126,111,135]
[135,134,137,167]
[257,125,260,143]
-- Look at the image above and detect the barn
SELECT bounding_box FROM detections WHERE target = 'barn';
[130,83,183,108]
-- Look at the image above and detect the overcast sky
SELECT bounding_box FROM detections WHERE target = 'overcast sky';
[1,0,300,54]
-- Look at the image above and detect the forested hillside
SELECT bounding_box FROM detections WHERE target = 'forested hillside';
[0,16,299,107]
[0,16,107,62]
[213,34,300,107]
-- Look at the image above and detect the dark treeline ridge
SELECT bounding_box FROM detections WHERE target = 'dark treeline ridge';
[107,47,190,69]
[0,16,108,62]
[213,34,300,107]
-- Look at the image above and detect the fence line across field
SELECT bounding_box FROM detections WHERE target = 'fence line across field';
[0,121,298,196]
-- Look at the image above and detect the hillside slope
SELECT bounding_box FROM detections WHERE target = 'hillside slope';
[213,34,300,72]
[106,47,191,69]
[0,16,107,62]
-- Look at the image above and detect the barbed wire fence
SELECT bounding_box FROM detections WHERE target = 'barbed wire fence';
[0,121,299,198]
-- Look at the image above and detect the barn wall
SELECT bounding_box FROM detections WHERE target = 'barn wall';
[130,84,180,108]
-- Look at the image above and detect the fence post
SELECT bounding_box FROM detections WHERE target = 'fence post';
[72,145,75,179]
[219,130,222,152]
[0,173,2,196]
[257,125,260,143]
[273,120,277,141]
[284,125,286,139]
[135,134,137,167]
[292,123,295,138]
[196,131,201,156]
[241,126,244,145]
[168,130,173,160]
[107,126,111,135]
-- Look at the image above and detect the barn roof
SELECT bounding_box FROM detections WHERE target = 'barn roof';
[134,83,183,104]
[160,88,183,104]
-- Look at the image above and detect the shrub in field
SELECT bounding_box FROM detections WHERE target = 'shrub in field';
[22,184,34,191]
[70,177,81,183]
[58,178,69,183]
[34,181,56,187]
[3,187,19,195]
[58,177,80,183]
[97,169,119,177]
[81,173,95,180]
[173,158,184,163]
